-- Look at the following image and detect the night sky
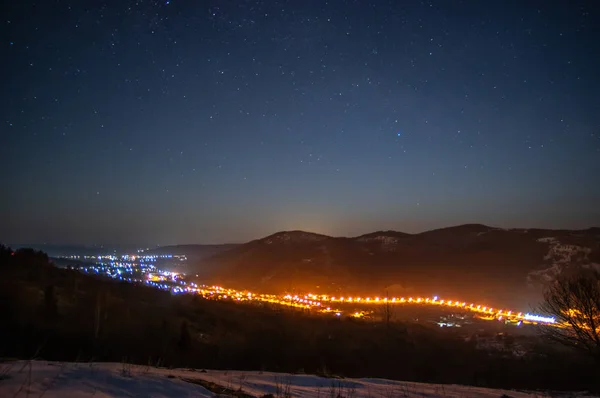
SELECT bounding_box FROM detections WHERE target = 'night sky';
[2,1,599,245]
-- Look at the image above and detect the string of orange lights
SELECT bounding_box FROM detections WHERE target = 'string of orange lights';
[180,284,557,325]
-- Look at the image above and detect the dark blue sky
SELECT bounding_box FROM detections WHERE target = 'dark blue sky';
[2,0,599,245]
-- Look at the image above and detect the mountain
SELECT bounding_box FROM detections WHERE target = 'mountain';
[203,225,600,308]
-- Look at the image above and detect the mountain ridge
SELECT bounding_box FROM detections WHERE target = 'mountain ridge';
[239,223,600,242]
[200,224,600,308]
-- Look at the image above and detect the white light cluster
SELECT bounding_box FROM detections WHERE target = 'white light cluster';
[524,313,555,324]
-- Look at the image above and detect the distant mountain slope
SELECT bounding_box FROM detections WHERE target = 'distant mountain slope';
[204,225,600,308]
[8,244,134,257]
[145,244,238,260]
[50,257,97,268]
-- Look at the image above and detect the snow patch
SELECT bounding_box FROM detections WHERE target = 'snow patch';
[476,227,507,236]
[1,360,588,398]
[583,263,600,272]
[528,264,563,283]
[537,237,557,243]
[528,237,593,285]
[264,232,329,245]
[357,235,400,251]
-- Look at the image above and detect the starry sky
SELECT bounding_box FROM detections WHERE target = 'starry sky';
[2,0,599,245]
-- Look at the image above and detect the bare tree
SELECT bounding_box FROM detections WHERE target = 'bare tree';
[538,268,600,363]
[382,290,393,328]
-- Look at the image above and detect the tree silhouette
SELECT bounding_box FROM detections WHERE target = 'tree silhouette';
[538,268,600,364]
[382,290,393,328]
[178,320,191,351]
[43,284,59,320]
[0,244,12,262]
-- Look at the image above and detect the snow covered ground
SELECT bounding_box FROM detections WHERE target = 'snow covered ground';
[0,360,596,397]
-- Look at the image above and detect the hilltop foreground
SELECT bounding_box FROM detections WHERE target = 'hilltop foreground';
[1,361,595,398]
[2,246,600,393]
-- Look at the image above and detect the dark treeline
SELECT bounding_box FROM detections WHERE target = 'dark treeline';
[0,244,598,393]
